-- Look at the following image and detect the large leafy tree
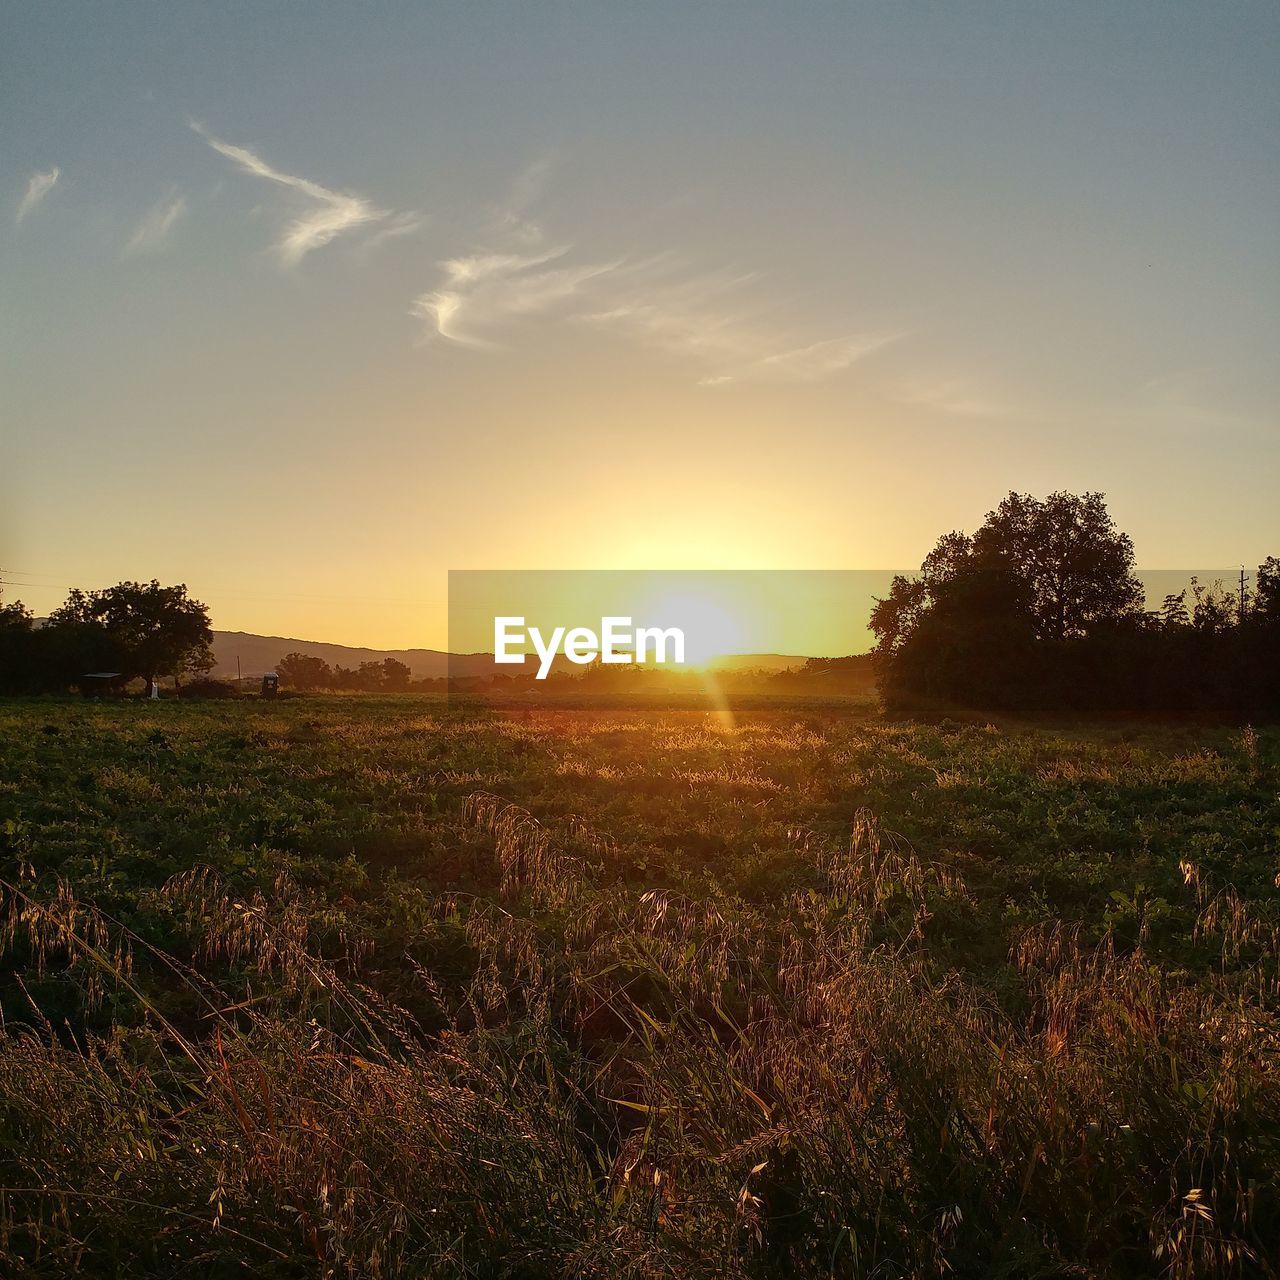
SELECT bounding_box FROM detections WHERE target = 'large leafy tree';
[872,492,1146,711]
[970,491,1144,641]
[873,491,1143,657]
[47,581,214,687]
[276,651,333,690]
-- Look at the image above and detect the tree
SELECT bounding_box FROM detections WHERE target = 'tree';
[872,492,1146,712]
[1188,577,1238,634]
[1154,591,1189,630]
[380,657,412,691]
[970,492,1144,641]
[276,652,333,690]
[356,660,387,690]
[0,596,33,630]
[868,575,929,661]
[876,560,1039,711]
[323,657,416,692]
[1255,556,1280,619]
[46,581,213,689]
[0,593,43,693]
[869,531,997,659]
[1243,557,1280,718]
[874,492,1142,655]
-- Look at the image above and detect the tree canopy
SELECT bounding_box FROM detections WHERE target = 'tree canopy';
[873,492,1278,717]
[277,652,333,691]
[45,581,214,686]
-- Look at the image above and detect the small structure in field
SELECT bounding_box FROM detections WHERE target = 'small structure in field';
[260,672,279,699]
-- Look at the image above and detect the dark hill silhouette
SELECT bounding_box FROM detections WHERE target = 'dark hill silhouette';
[211,632,471,679]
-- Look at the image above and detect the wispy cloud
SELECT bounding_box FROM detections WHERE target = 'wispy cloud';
[409,158,702,350]
[582,266,762,364]
[16,167,59,224]
[359,211,428,255]
[584,265,899,383]
[407,159,901,383]
[192,122,389,264]
[486,157,552,246]
[125,190,187,254]
[442,247,568,287]
[896,377,1015,418]
[756,333,900,380]
[417,228,900,382]
[412,246,617,346]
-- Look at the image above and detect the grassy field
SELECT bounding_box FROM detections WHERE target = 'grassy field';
[0,695,1277,1277]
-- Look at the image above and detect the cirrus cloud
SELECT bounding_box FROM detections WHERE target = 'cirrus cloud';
[125,190,188,254]
[411,246,618,346]
[16,167,59,224]
[192,122,392,265]
[410,162,902,383]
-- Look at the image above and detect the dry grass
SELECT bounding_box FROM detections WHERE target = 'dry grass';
[0,700,1276,1277]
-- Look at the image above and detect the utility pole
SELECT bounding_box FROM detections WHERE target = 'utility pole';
[237,655,242,685]
[1239,567,1249,623]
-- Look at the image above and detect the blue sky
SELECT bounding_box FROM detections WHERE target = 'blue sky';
[3,2,1277,645]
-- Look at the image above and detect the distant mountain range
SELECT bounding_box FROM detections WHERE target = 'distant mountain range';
[210,631,811,679]
[212,632,466,679]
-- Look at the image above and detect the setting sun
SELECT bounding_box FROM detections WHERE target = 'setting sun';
[641,590,747,666]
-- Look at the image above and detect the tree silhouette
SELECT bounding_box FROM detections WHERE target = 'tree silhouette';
[277,652,333,690]
[380,657,412,690]
[46,581,213,689]
[971,492,1143,640]
[874,492,1177,714]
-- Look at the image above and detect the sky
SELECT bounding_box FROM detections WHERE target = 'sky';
[2,1,1277,648]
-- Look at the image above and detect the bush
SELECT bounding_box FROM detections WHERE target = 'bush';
[176,678,240,700]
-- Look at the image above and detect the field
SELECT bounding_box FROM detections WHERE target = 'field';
[0,695,1277,1277]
